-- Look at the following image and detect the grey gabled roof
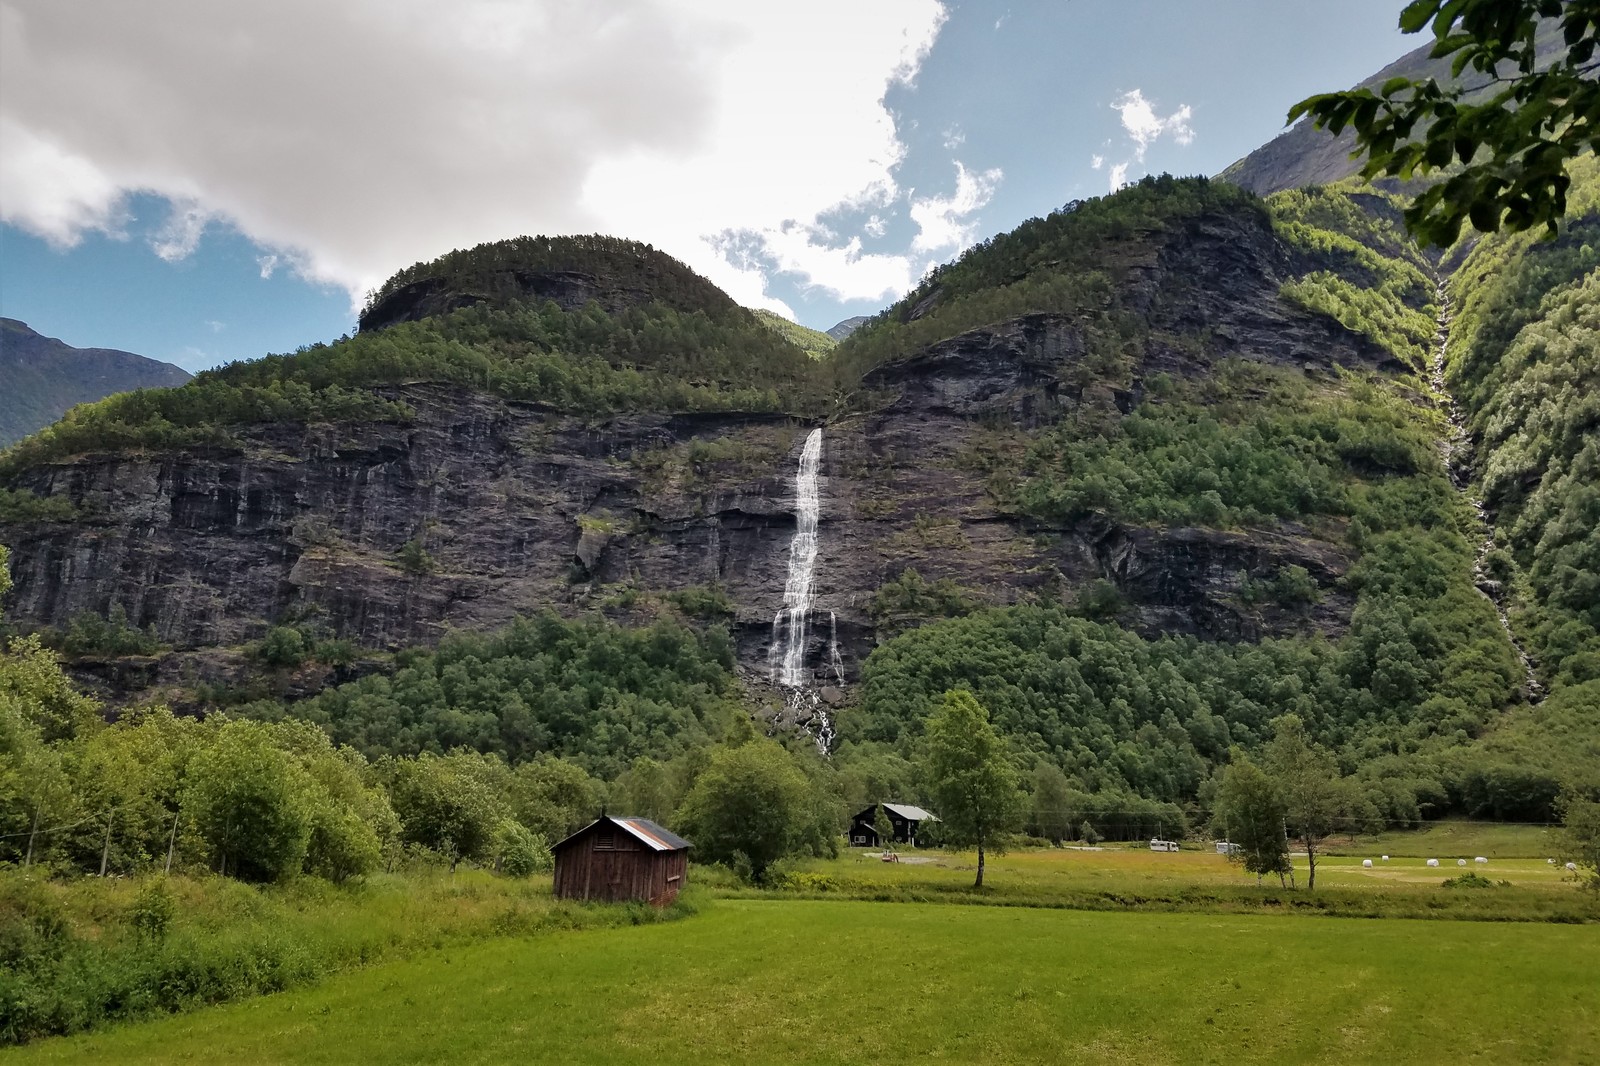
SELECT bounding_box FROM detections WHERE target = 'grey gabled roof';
[856,802,939,823]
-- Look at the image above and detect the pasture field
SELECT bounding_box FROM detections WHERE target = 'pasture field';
[8,899,1597,1065]
[743,843,1594,921]
[1327,820,1560,858]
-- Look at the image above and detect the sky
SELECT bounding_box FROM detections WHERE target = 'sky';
[0,1,1416,373]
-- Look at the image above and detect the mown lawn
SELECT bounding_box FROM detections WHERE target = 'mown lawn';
[8,900,1597,1065]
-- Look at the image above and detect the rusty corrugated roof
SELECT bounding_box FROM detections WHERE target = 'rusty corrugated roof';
[552,815,692,852]
[616,817,691,851]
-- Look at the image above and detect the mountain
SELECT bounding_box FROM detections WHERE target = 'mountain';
[1221,22,1571,197]
[2,70,1597,824]
[826,316,869,341]
[753,309,837,359]
[0,319,191,446]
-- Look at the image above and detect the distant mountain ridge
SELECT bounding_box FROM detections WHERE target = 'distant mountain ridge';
[0,319,191,446]
[1221,23,1570,196]
[826,316,869,341]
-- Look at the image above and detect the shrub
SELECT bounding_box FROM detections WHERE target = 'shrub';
[60,606,162,657]
[254,626,309,668]
[397,539,435,575]
[127,880,176,941]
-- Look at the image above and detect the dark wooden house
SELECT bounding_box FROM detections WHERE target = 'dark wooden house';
[849,803,938,848]
[552,815,691,905]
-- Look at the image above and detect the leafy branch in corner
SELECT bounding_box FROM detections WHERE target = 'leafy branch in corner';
[1289,0,1600,244]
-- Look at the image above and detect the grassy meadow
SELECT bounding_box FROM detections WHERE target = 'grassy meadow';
[5,828,1596,1061]
[738,835,1594,922]
[8,899,1598,1065]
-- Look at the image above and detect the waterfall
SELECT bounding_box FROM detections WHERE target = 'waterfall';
[769,428,834,749]
[1429,283,1544,704]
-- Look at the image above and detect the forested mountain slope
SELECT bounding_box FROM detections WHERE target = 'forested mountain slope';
[1,162,1595,825]
[0,319,190,446]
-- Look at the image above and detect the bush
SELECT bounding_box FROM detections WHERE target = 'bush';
[254,626,309,668]
[397,539,435,575]
[127,880,176,941]
[494,821,553,878]
[60,606,162,657]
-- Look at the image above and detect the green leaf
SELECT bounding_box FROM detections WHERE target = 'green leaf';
[1398,0,1438,34]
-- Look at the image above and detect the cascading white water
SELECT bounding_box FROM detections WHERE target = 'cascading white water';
[771,428,823,686]
[1429,283,1544,703]
[770,428,834,749]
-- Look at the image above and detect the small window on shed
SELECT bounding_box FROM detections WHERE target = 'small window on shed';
[595,830,616,851]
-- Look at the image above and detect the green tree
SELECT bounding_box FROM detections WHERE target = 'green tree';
[1290,0,1600,244]
[1556,780,1600,890]
[1031,762,1075,845]
[0,689,71,867]
[277,720,394,882]
[873,803,895,849]
[1214,751,1293,886]
[0,544,10,603]
[493,819,553,877]
[383,751,506,870]
[1264,715,1346,890]
[618,756,674,824]
[0,632,100,743]
[183,720,315,882]
[507,756,602,844]
[397,538,435,576]
[674,739,814,882]
[920,690,1023,888]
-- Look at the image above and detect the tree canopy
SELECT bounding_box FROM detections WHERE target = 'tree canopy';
[919,690,1022,888]
[1289,0,1600,244]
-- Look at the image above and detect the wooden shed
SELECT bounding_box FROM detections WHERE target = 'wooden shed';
[552,815,691,905]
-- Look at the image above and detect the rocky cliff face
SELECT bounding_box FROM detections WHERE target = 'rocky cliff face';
[0,204,1380,695]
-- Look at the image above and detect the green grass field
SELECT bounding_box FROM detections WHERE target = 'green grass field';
[736,842,1593,922]
[1328,820,1561,858]
[10,899,1598,1065]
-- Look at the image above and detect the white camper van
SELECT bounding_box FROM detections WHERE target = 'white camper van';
[1149,838,1180,852]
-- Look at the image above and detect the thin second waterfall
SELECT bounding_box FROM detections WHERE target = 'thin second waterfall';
[771,428,823,687]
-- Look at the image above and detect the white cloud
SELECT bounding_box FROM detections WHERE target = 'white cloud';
[864,214,888,239]
[0,118,126,246]
[149,199,211,261]
[1111,89,1194,161]
[0,0,950,311]
[1099,88,1193,193]
[909,161,1002,254]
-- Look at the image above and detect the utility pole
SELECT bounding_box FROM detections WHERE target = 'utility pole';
[24,807,39,868]
[165,807,181,875]
[100,807,114,877]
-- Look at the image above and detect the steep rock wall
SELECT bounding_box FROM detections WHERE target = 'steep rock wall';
[0,207,1382,690]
